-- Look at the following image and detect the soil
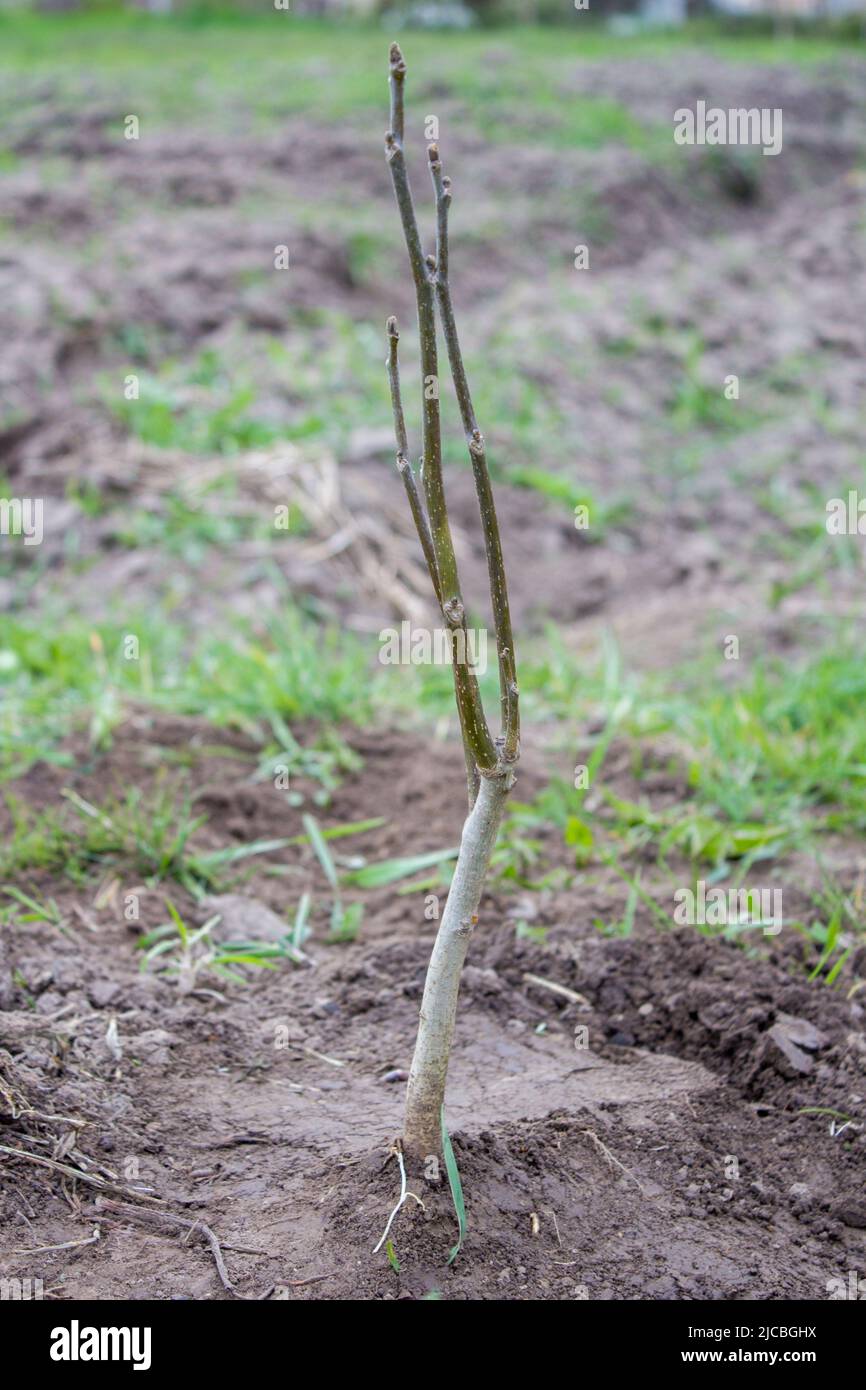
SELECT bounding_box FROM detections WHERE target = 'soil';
[0,718,864,1301]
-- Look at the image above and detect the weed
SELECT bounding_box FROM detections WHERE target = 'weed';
[302,812,365,943]
[138,899,306,995]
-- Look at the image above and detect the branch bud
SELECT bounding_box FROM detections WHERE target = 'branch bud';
[443,596,465,628]
[389,42,406,79]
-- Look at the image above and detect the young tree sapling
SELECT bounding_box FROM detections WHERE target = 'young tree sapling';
[383,43,520,1164]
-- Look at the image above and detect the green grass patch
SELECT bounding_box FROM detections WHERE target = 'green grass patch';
[0,601,374,781]
[506,627,866,876]
[0,14,854,149]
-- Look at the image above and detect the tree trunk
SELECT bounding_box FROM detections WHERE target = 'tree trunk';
[403,768,514,1161]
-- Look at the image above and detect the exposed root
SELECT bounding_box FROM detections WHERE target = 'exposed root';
[372,1142,425,1254]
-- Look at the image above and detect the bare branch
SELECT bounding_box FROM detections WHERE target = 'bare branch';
[387,316,484,804]
[385,315,409,460]
[387,317,441,607]
[388,39,405,145]
[428,142,520,762]
[458,728,481,808]
[385,50,452,598]
[385,44,497,776]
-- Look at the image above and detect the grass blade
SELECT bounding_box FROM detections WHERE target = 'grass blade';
[192,837,291,872]
[291,891,312,949]
[343,846,459,889]
[441,1107,466,1266]
[302,813,339,891]
[286,817,387,847]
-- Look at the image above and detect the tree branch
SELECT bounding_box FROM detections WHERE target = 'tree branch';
[388,37,405,145]
[428,142,520,763]
[385,42,497,777]
[386,317,483,806]
[386,316,442,608]
[385,45,454,603]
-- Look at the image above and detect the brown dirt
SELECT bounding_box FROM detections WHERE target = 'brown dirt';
[1,718,864,1301]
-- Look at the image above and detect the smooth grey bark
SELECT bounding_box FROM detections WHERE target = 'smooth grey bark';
[402,770,514,1160]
